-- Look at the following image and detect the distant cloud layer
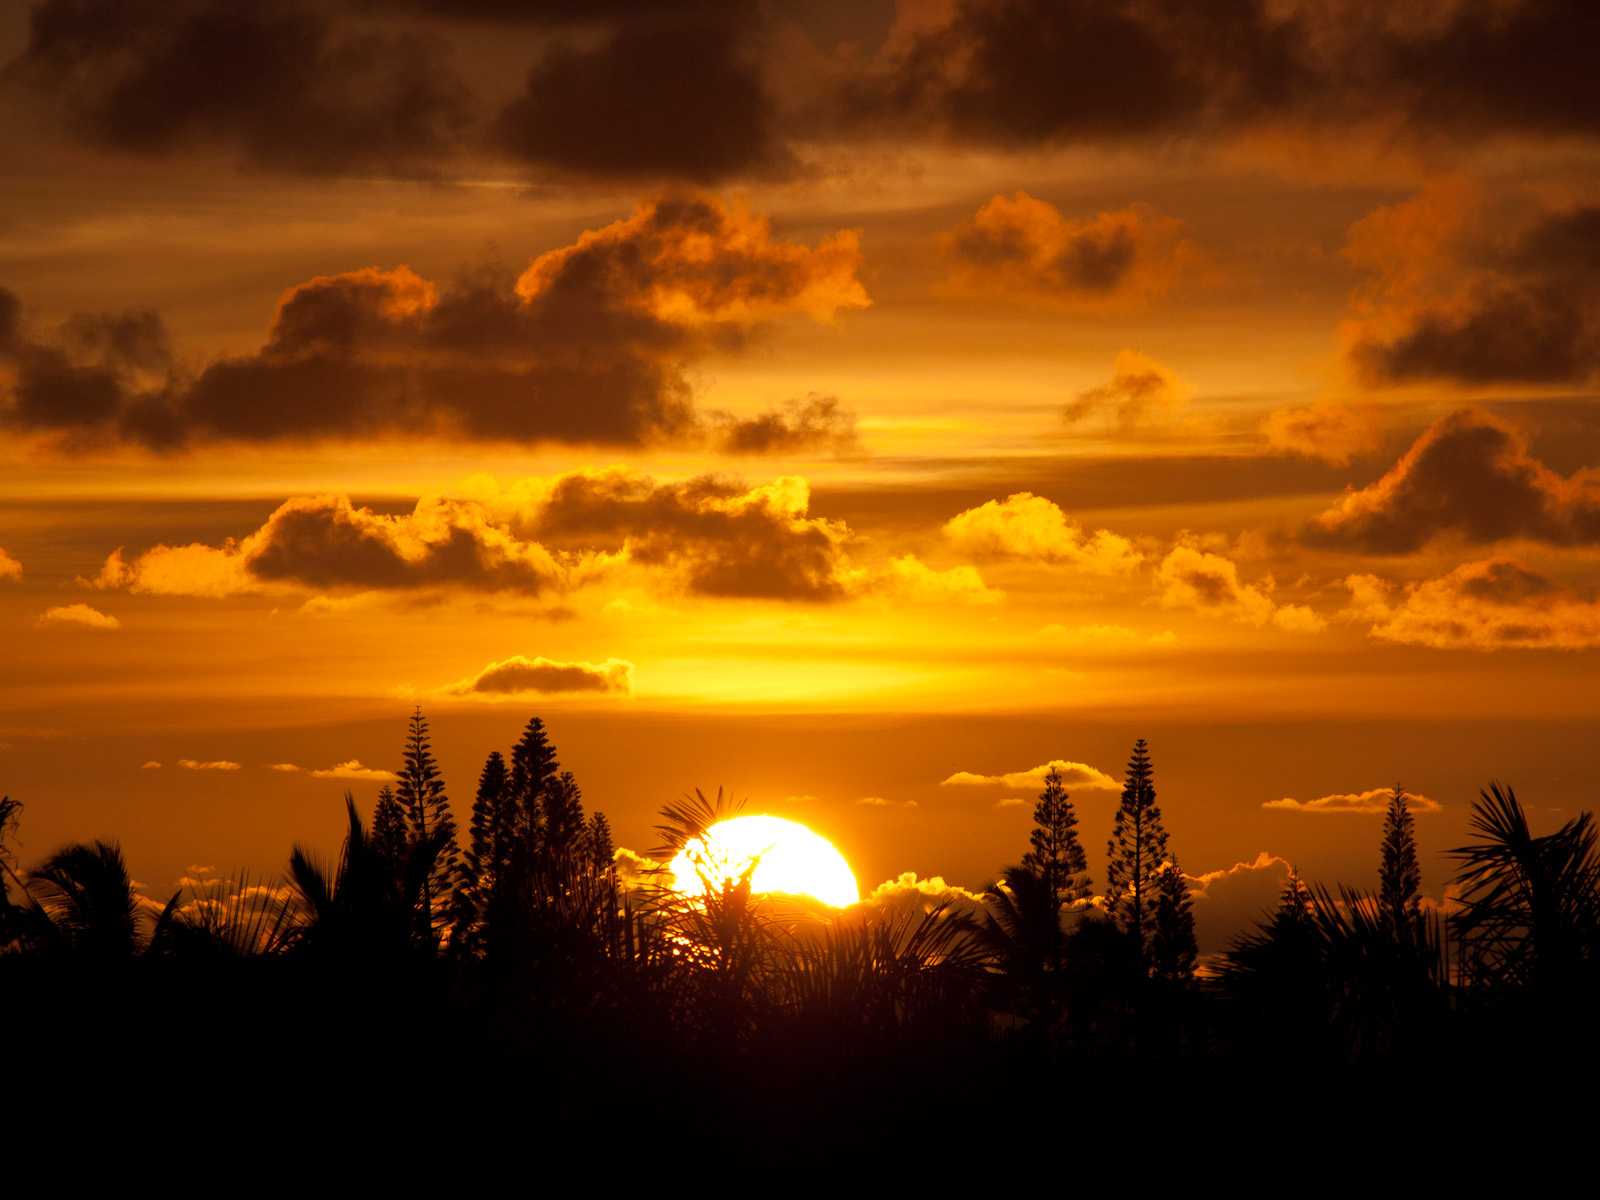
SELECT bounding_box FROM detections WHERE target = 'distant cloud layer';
[441,655,635,697]
[0,194,866,452]
[940,759,1119,791]
[179,758,241,771]
[1265,788,1439,814]
[1303,409,1600,554]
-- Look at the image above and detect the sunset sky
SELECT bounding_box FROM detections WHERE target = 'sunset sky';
[3,0,1598,952]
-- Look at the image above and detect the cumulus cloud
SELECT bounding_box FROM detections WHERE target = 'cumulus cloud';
[1344,557,1600,651]
[140,761,161,770]
[712,394,859,455]
[1265,787,1440,814]
[0,547,22,580]
[179,758,241,771]
[1,194,867,451]
[1186,852,1293,957]
[440,655,634,697]
[944,493,1141,573]
[1344,191,1600,387]
[37,603,120,629]
[1261,399,1382,465]
[854,873,989,923]
[1155,546,1326,633]
[857,796,917,808]
[940,759,1119,791]
[1063,351,1192,428]
[941,195,1193,306]
[1302,409,1600,554]
[496,18,786,182]
[310,760,397,781]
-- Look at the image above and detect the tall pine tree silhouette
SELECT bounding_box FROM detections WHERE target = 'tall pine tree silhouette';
[1020,765,1090,912]
[1150,856,1198,983]
[1379,783,1421,938]
[1106,738,1169,950]
[396,707,458,947]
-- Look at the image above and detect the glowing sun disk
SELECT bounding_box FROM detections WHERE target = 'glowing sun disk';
[668,815,859,909]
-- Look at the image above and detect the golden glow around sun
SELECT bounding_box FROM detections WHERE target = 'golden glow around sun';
[667,815,860,909]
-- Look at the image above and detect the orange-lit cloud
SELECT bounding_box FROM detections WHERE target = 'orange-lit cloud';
[1064,350,1192,428]
[178,759,241,771]
[440,655,635,697]
[1185,852,1293,956]
[1345,558,1600,651]
[857,796,917,808]
[944,493,1141,572]
[855,872,988,923]
[1261,399,1381,465]
[711,394,859,456]
[0,547,21,580]
[310,761,397,781]
[1303,409,1600,554]
[1155,546,1325,633]
[941,195,1191,307]
[940,759,1119,790]
[2,194,866,451]
[1265,787,1439,814]
[37,603,120,630]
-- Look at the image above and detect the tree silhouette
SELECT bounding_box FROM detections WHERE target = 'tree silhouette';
[1149,857,1197,984]
[1021,766,1090,912]
[372,784,408,873]
[1106,738,1169,951]
[395,708,458,949]
[1379,784,1422,939]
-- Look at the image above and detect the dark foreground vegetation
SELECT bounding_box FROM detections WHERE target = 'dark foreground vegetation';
[4,714,1596,1155]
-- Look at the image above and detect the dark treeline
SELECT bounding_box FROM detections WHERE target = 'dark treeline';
[3,718,1597,1153]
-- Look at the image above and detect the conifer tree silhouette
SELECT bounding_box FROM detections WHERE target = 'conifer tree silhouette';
[1020,766,1090,912]
[1379,784,1422,939]
[1106,738,1169,951]
[1149,856,1198,983]
[396,708,458,947]
[372,784,408,874]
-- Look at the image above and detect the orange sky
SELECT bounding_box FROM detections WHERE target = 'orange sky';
[4,1,1599,952]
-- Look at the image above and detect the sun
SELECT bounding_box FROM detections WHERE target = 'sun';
[667,815,859,909]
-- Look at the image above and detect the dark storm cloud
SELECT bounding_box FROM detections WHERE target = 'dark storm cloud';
[1,194,867,451]
[1302,409,1600,554]
[6,0,474,175]
[441,655,633,697]
[1349,205,1600,387]
[529,470,850,601]
[495,19,785,182]
[712,395,858,455]
[859,0,1600,148]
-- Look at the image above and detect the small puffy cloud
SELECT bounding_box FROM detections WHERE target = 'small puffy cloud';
[309,761,397,781]
[712,394,859,455]
[0,547,21,580]
[1261,399,1381,465]
[857,796,917,808]
[441,655,634,697]
[1155,546,1327,633]
[179,759,241,771]
[997,798,1028,808]
[1186,852,1294,957]
[613,847,664,892]
[1266,788,1440,814]
[37,603,120,630]
[140,761,161,770]
[1302,409,1600,554]
[1063,350,1192,428]
[941,195,1193,307]
[944,493,1141,573]
[267,763,302,772]
[1344,558,1600,651]
[855,873,989,922]
[940,759,1119,791]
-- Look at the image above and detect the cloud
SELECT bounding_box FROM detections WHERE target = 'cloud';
[140,761,161,770]
[440,655,634,697]
[1063,350,1193,427]
[0,547,21,580]
[944,493,1141,573]
[8,0,472,176]
[1265,788,1440,814]
[37,603,120,629]
[179,759,241,771]
[267,763,302,772]
[1344,557,1600,651]
[712,394,859,455]
[1155,546,1326,633]
[855,873,989,922]
[495,18,786,182]
[1,194,867,451]
[861,555,1004,607]
[940,759,1119,791]
[941,195,1192,306]
[309,760,397,781]
[857,796,917,808]
[1185,852,1293,957]
[1344,193,1600,387]
[1302,409,1600,554]
[1261,399,1381,465]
